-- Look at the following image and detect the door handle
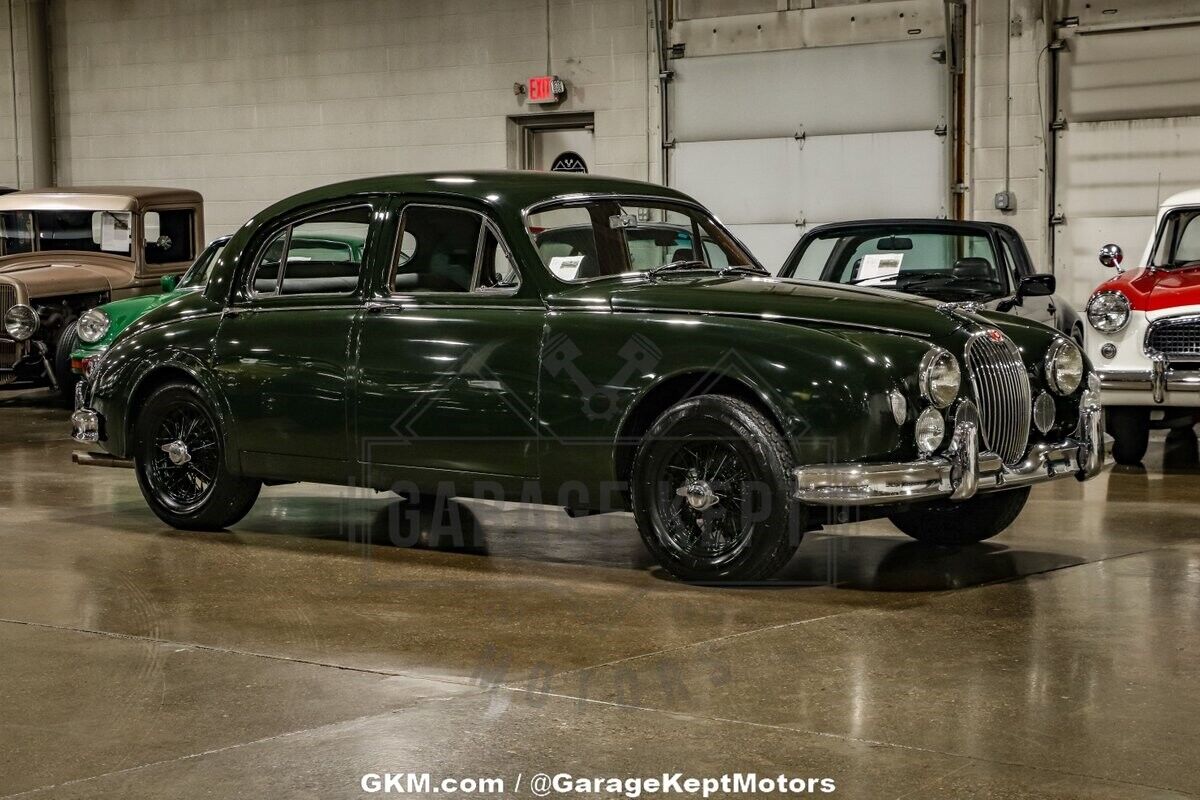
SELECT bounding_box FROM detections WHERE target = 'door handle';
[1047,302,1056,315]
[366,303,384,315]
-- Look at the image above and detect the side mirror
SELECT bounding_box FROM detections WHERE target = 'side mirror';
[1017,274,1055,299]
[1098,243,1123,271]
[159,274,179,292]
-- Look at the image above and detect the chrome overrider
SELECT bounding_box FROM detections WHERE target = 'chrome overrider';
[792,383,1111,507]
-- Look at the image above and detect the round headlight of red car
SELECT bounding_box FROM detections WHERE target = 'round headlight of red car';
[1086,291,1130,333]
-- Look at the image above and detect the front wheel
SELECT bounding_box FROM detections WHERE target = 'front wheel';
[888,487,1030,546]
[134,382,261,530]
[53,321,80,405]
[1106,406,1150,465]
[631,394,804,582]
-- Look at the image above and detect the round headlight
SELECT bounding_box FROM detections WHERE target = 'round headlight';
[76,308,111,344]
[1086,291,1130,333]
[919,347,961,408]
[915,407,946,456]
[1045,338,1084,395]
[3,303,38,341]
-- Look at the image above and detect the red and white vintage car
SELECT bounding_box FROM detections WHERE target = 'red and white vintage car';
[1086,189,1200,465]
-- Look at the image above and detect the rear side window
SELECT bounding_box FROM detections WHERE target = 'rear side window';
[390,205,520,294]
[250,206,370,296]
[144,209,196,264]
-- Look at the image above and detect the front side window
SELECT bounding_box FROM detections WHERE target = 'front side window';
[527,200,751,282]
[390,205,519,294]
[1152,209,1200,268]
[0,210,133,256]
[250,206,370,296]
[144,209,196,263]
[787,227,1007,300]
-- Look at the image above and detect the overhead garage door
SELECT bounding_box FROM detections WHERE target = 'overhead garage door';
[669,33,949,272]
[1052,21,1200,307]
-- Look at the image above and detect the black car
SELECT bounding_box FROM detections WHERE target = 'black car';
[779,219,1082,343]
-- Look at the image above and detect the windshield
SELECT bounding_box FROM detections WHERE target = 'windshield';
[527,200,753,282]
[0,210,135,257]
[786,226,1008,300]
[177,239,228,289]
[1151,208,1200,269]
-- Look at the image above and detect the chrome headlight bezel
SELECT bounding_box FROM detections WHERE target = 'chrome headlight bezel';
[1086,290,1130,333]
[76,308,111,344]
[1045,338,1085,396]
[919,347,961,409]
[3,303,38,341]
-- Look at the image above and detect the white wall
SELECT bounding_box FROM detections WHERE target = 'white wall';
[47,0,656,238]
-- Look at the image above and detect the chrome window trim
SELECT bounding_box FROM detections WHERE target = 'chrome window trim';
[244,201,372,301]
[387,202,522,299]
[521,193,762,285]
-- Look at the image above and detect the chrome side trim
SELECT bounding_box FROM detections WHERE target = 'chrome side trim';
[608,306,930,340]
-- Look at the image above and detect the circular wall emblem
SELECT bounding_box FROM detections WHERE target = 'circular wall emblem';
[550,151,588,173]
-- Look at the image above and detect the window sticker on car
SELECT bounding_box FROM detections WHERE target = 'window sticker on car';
[99,212,132,253]
[857,253,903,283]
[549,255,584,280]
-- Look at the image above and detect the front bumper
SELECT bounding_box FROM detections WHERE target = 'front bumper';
[793,397,1111,507]
[1099,358,1200,405]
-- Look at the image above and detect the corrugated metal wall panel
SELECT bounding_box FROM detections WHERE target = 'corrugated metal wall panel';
[1062,25,1200,122]
[671,38,945,142]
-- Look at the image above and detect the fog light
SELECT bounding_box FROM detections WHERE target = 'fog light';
[1033,392,1056,434]
[915,407,945,456]
[1100,343,1117,359]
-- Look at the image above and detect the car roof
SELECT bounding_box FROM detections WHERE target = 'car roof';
[253,171,695,222]
[0,185,203,212]
[1160,188,1200,209]
[802,218,1007,235]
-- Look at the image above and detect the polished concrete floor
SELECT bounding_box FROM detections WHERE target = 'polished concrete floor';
[1,389,1199,799]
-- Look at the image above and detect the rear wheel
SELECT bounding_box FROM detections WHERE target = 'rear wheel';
[1106,406,1150,466]
[888,487,1030,546]
[134,382,260,530]
[631,394,804,582]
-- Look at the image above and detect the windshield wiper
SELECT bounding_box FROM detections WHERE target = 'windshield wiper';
[902,275,1003,292]
[647,260,712,279]
[718,264,770,277]
[847,269,942,286]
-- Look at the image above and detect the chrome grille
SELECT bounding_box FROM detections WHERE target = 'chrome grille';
[0,283,16,380]
[966,331,1032,465]
[1147,317,1200,359]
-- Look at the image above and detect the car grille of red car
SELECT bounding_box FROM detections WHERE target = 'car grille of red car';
[966,330,1032,465]
[0,283,16,382]
[1147,316,1200,360]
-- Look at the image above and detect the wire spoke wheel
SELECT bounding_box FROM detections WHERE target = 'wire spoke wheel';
[651,436,760,568]
[144,399,220,514]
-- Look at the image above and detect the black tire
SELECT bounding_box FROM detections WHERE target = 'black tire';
[631,394,804,582]
[134,381,261,530]
[1106,406,1150,466]
[53,321,80,405]
[888,487,1030,546]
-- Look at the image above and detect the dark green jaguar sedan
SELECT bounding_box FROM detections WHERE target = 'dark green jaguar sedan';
[72,171,1108,582]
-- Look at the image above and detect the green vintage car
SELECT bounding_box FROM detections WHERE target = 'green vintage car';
[72,171,1108,582]
[71,232,367,375]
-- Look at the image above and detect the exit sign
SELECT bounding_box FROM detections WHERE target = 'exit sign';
[527,75,564,104]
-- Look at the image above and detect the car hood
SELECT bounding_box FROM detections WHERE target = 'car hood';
[0,255,132,297]
[97,290,186,330]
[590,274,969,339]
[1099,265,1200,311]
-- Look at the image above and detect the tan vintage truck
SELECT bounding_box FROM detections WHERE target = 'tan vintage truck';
[0,186,203,400]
